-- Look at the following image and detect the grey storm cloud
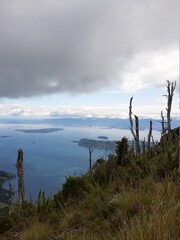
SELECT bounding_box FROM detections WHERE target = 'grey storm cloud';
[0,0,178,98]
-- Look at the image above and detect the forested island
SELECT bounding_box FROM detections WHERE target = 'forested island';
[73,138,116,149]
[98,136,109,139]
[16,128,64,133]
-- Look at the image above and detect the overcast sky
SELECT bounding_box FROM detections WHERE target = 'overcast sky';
[0,0,179,118]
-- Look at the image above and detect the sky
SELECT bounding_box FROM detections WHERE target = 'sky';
[0,0,179,119]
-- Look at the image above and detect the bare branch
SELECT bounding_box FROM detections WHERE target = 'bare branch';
[147,119,152,149]
[129,97,140,156]
[88,147,93,170]
[129,97,136,140]
[16,149,25,205]
[166,80,176,132]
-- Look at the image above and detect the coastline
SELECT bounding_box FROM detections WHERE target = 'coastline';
[0,170,16,207]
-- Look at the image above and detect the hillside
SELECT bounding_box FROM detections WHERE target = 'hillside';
[0,130,179,240]
[0,171,16,207]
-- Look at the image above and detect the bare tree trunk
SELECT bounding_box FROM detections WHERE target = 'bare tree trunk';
[151,135,155,148]
[16,149,25,204]
[147,119,152,149]
[160,111,166,136]
[129,97,136,140]
[165,80,176,133]
[8,182,15,215]
[134,115,140,155]
[130,140,135,155]
[88,147,93,170]
[129,97,140,156]
[142,138,146,153]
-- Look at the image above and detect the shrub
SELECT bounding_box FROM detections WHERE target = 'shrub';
[61,176,88,202]
[116,137,128,165]
[92,155,117,186]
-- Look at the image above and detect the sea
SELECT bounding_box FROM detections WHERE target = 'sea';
[0,118,162,200]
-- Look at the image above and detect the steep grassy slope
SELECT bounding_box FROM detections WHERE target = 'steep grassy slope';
[0,133,179,240]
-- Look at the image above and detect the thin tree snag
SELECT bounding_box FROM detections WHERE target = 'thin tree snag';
[142,138,146,153]
[165,80,176,133]
[131,140,135,155]
[147,119,152,149]
[88,147,93,170]
[134,115,140,155]
[151,135,155,147]
[16,149,25,204]
[134,115,139,140]
[8,182,15,215]
[129,97,136,140]
[129,97,140,156]
[160,111,166,136]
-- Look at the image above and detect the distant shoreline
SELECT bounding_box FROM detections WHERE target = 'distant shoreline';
[98,136,109,139]
[0,170,16,206]
[74,138,116,149]
[16,128,64,133]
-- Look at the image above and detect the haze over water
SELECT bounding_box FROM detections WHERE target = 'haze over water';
[0,118,162,200]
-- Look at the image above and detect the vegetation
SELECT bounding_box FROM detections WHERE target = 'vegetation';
[0,131,179,239]
[76,138,116,149]
[0,80,179,239]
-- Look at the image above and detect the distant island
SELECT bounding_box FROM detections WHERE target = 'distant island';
[0,170,16,207]
[0,136,10,138]
[98,136,109,139]
[74,138,116,150]
[16,128,64,133]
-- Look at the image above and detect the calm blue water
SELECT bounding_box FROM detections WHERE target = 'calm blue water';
[0,122,160,200]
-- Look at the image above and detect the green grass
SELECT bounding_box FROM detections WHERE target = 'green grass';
[20,220,53,240]
[0,135,179,239]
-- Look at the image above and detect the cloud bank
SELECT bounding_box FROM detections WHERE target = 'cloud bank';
[0,101,179,119]
[0,0,178,98]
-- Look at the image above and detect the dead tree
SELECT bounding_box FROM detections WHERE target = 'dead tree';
[142,138,146,154]
[8,182,15,215]
[131,140,135,155]
[16,149,25,204]
[88,147,93,170]
[147,119,152,149]
[160,110,166,136]
[129,97,140,156]
[164,80,176,133]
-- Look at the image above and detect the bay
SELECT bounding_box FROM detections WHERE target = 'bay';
[0,120,161,200]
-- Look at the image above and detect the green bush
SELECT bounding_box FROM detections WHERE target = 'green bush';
[92,155,117,186]
[116,137,128,165]
[61,176,88,202]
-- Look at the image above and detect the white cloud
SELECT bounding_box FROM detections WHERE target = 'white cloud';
[120,49,179,93]
[0,101,178,119]
[0,0,178,98]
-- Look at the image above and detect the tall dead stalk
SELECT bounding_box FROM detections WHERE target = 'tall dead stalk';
[88,147,93,170]
[165,80,176,133]
[147,119,152,149]
[8,182,15,215]
[160,80,176,140]
[16,149,25,204]
[129,97,140,156]
[160,110,166,136]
